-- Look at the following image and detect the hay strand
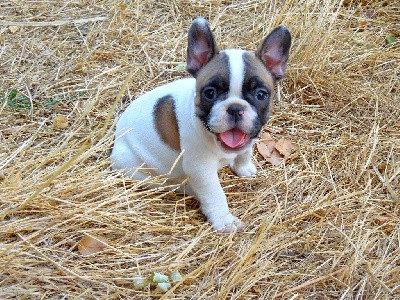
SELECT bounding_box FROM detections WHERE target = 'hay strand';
[0,16,108,27]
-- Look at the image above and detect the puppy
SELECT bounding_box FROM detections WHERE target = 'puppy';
[110,18,291,232]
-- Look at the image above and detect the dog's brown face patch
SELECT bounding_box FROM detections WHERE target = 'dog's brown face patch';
[242,52,276,124]
[195,52,230,125]
[243,52,275,92]
[195,52,230,107]
[153,96,180,151]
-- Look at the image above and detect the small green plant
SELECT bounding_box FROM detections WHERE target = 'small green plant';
[385,34,396,45]
[2,89,32,109]
[0,89,88,110]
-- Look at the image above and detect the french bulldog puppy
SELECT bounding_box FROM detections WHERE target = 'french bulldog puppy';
[111,17,291,232]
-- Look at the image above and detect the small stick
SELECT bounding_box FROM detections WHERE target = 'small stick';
[0,16,107,27]
[274,267,346,298]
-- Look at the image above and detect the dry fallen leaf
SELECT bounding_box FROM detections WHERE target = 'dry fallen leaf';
[268,149,283,166]
[8,26,19,33]
[275,138,295,159]
[78,235,107,256]
[53,115,69,129]
[358,20,366,31]
[372,215,395,234]
[256,133,295,166]
[259,132,274,142]
[373,215,391,226]
[256,141,273,159]
[256,132,276,158]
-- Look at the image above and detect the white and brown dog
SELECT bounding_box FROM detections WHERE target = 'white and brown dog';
[111,18,291,232]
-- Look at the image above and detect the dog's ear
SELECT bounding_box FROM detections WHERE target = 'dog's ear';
[187,17,219,77]
[256,25,291,81]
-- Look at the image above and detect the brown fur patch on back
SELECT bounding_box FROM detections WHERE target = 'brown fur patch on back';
[153,96,180,151]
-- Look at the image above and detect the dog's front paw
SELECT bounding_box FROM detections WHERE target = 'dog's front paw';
[211,213,244,233]
[232,162,257,177]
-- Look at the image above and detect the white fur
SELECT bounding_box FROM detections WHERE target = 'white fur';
[111,50,257,233]
[224,49,245,98]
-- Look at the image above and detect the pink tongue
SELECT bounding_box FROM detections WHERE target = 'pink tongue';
[219,128,247,149]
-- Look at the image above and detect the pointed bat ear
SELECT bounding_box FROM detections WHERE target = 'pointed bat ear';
[186,17,219,77]
[256,25,292,81]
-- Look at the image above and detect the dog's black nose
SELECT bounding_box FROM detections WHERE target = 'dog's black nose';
[227,105,244,122]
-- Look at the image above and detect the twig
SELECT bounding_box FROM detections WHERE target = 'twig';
[0,16,107,27]
[274,268,346,298]
[99,69,135,141]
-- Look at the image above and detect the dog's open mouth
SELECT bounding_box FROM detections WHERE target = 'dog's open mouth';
[218,128,250,150]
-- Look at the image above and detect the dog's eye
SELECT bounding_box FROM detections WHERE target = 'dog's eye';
[256,89,269,101]
[202,87,216,101]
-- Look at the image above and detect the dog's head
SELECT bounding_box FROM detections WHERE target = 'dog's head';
[186,17,291,151]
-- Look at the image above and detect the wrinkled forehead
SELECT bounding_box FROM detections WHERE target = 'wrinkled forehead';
[195,49,275,94]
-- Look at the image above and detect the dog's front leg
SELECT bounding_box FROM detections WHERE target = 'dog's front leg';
[231,149,257,177]
[183,158,244,233]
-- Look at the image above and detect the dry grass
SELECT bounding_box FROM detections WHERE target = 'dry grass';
[1,0,399,299]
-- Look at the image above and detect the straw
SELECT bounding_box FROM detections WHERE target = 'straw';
[0,0,398,298]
